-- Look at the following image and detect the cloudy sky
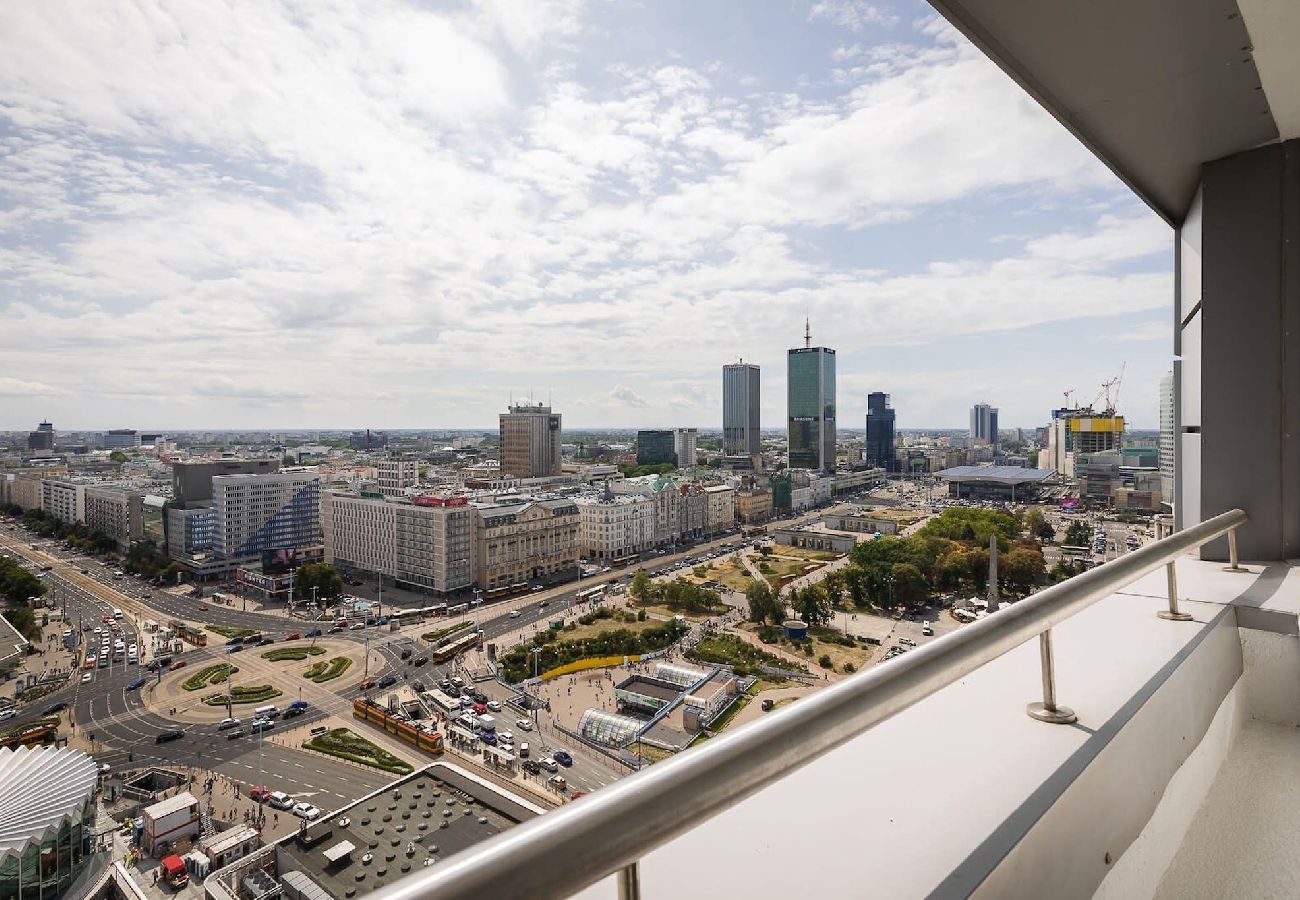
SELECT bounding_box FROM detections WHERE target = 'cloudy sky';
[0,0,1172,432]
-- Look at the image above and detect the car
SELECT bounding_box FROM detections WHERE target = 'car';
[168,660,187,671]
[378,675,397,688]
[538,757,559,773]
[228,636,245,646]
[292,803,321,820]
[328,626,345,634]
[498,730,514,743]
[269,791,295,810]
[251,720,273,733]
[249,786,271,803]
[481,731,497,746]
[552,750,574,767]
[486,700,502,712]
[257,638,275,646]
[439,679,453,691]
[127,677,146,690]
[289,700,310,710]
[218,717,241,730]
[399,648,412,660]
[226,728,246,739]
[0,709,13,722]
[515,718,533,731]
[350,622,366,631]
[282,706,305,719]
[472,691,488,704]
[42,702,68,715]
[472,702,487,715]
[413,656,429,667]
[412,681,425,692]
[360,678,376,690]
[548,774,568,791]
[305,629,322,638]
[79,568,89,575]
[286,632,301,641]
[226,644,244,654]
[81,672,92,683]
[522,759,541,775]
[451,676,464,688]
[538,600,549,608]
[155,729,184,744]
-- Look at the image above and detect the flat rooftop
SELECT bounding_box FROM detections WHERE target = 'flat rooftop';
[615,677,681,703]
[278,764,539,897]
[936,465,1057,483]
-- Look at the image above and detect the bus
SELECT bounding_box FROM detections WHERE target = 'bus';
[430,629,483,663]
[576,586,607,604]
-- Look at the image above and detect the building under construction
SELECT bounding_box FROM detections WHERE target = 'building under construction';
[1044,410,1125,478]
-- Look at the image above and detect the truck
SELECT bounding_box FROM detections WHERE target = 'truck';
[159,854,189,890]
[476,714,496,733]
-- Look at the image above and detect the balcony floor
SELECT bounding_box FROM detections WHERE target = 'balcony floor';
[1155,719,1300,899]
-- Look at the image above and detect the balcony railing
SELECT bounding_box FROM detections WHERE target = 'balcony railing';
[375,508,1248,900]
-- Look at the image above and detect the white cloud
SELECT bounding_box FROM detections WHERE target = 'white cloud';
[808,1,897,31]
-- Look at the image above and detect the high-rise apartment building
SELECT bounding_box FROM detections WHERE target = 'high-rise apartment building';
[787,324,836,473]
[636,430,676,466]
[377,458,420,496]
[84,485,145,551]
[499,403,562,478]
[865,392,897,471]
[211,472,321,561]
[722,362,761,460]
[26,421,54,452]
[970,403,999,445]
[1159,369,1175,503]
[673,428,698,468]
[322,492,474,595]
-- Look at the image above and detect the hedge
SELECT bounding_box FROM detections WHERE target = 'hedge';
[206,625,259,639]
[421,620,472,644]
[182,664,238,691]
[262,645,327,662]
[305,656,352,683]
[202,684,282,705]
[304,728,413,775]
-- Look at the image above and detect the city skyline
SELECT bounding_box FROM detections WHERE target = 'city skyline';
[0,1,1170,432]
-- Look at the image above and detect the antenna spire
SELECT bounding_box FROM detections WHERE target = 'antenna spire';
[804,317,811,349]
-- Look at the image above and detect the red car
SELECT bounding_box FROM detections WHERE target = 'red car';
[286,632,301,641]
[473,702,487,715]
[249,786,271,803]
[360,679,376,690]
[169,660,187,671]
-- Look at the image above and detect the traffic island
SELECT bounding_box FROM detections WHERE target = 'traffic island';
[304,657,351,683]
[181,663,239,691]
[303,727,414,775]
[202,684,282,705]
[260,645,327,662]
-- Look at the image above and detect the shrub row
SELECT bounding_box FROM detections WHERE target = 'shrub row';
[262,645,327,661]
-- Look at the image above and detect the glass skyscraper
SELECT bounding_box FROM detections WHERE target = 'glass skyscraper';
[723,362,761,459]
[865,392,897,471]
[788,338,836,473]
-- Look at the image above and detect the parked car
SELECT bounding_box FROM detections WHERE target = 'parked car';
[249,786,271,803]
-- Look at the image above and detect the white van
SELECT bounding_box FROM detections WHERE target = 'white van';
[113,609,123,619]
[254,704,280,719]
[921,621,934,636]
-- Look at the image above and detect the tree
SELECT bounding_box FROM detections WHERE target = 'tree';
[757,545,773,558]
[842,566,868,608]
[0,558,47,604]
[629,570,655,602]
[1003,546,1046,594]
[821,570,843,606]
[293,563,342,601]
[108,450,129,464]
[890,563,928,609]
[1064,521,1093,547]
[790,584,831,627]
[745,580,783,625]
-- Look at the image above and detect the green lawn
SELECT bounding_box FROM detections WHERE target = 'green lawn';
[304,728,413,774]
[262,645,327,662]
[304,656,352,683]
[206,625,259,639]
[181,663,238,691]
[202,684,282,706]
[421,620,473,644]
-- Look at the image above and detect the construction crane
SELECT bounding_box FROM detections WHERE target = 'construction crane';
[1063,389,1076,410]
[1096,362,1126,414]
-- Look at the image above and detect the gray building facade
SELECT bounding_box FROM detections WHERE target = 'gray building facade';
[865,392,897,472]
[723,362,761,460]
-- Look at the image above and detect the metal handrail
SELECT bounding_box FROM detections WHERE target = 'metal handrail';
[375,508,1248,900]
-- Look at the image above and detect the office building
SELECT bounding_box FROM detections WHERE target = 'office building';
[26,421,54,452]
[704,483,736,534]
[636,430,676,466]
[41,478,85,525]
[499,403,562,478]
[610,474,708,544]
[102,429,141,450]
[787,323,836,473]
[474,498,579,590]
[970,403,999,445]
[84,485,145,551]
[1159,369,1175,503]
[211,471,320,562]
[723,361,761,459]
[865,392,897,471]
[322,492,474,595]
[673,428,698,468]
[170,459,279,504]
[377,457,420,496]
[166,503,217,559]
[577,491,656,563]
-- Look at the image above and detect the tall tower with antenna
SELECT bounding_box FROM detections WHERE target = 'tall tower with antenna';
[788,320,836,473]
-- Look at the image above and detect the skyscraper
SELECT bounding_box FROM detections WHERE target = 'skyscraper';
[636,430,676,466]
[865,392,897,471]
[722,361,761,459]
[26,421,54,452]
[787,321,836,473]
[673,428,698,468]
[499,403,563,478]
[1159,369,1175,502]
[970,403,999,445]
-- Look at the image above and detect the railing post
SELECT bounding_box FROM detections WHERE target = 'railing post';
[1026,629,1077,724]
[1222,527,1250,574]
[618,862,641,900]
[1157,561,1193,621]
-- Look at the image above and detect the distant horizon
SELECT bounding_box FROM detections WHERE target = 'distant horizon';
[1,422,1160,435]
